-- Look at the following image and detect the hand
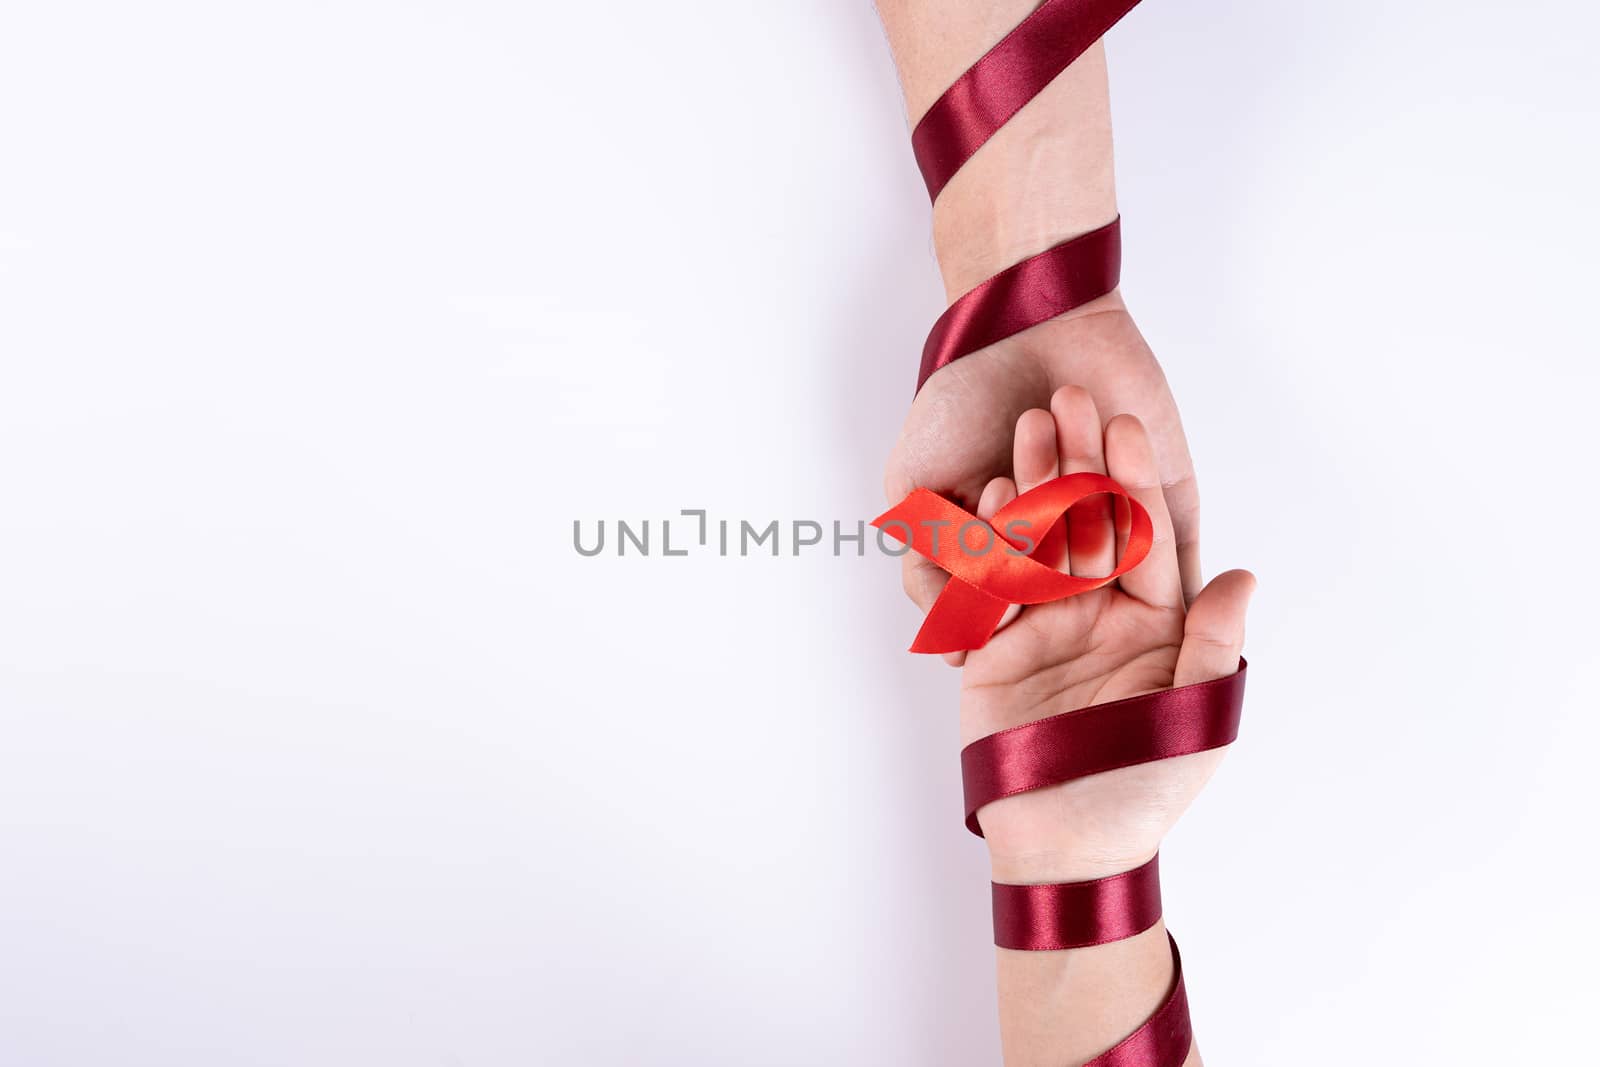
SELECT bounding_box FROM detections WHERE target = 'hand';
[956,385,1253,884]
[884,297,1203,667]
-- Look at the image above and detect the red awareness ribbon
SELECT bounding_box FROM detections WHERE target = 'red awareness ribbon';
[872,472,1152,654]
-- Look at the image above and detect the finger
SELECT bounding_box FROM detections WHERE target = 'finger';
[1012,407,1062,571]
[1103,413,1183,610]
[1050,385,1115,579]
[900,553,949,613]
[972,475,1021,651]
[1012,408,1059,493]
[976,475,1018,521]
[1164,470,1202,605]
[1173,569,1255,687]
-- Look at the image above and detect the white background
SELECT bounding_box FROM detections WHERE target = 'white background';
[2,1,1597,1063]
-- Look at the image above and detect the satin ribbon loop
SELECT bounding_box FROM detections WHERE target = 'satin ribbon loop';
[918,217,1121,390]
[872,472,1153,654]
[992,854,1164,951]
[962,661,1247,835]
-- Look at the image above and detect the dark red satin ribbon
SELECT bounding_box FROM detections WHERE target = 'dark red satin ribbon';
[912,0,1145,200]
[1084,935,1192,1067]
[963,662,1248,835]
[872,472,1152,654]
[910,0,1146,392]
[919,218,1120,389]
[973,667,1246,1067]
[992,854,1163,951]
[971,663,1245,1067]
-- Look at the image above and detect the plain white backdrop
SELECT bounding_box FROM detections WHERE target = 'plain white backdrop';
[2,1,1597,1063]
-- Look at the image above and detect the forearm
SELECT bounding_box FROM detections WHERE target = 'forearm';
[876,1,1121,300]
[989,833,1201,1065]
[997,923,1198,1067]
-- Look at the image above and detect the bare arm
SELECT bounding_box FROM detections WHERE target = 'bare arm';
[877,4,1210,1063]
[875,1,1119,300]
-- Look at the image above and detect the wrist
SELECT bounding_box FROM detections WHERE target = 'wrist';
[977,788,1166,885]
[929,41,1118,299]
[988,840,1159,886]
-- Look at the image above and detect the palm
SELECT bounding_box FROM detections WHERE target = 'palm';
[962,586,1184,736]
[960,585,1202,880]
[927,385,1253,884]
[885,306,1202,609]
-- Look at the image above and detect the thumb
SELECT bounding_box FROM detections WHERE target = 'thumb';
[1172,569,1256,688]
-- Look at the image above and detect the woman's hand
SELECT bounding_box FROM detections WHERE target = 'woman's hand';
[885,300,1206,674]
[956,383,1254,884]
